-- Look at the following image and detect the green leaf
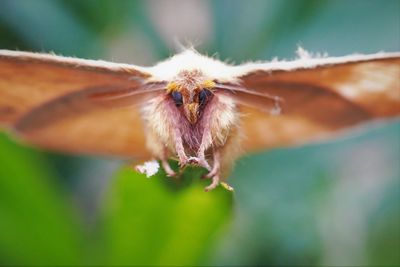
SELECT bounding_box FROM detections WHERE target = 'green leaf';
[98,165,232,266]
[0,133,82,265]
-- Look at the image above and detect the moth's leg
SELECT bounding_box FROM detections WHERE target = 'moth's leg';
[161,146,176,177]
[143,129,174,176]
[196,135,212,171]
[203,149,220,179]
[204,149,221,191]
[174,129,189,167]
[196,154,211,171]
[205,175,220,192]
[161,159,176,176]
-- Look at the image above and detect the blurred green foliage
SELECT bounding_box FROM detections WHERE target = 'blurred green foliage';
[100,167,231,266]
[0,134,81,265]
[0,0,399,266]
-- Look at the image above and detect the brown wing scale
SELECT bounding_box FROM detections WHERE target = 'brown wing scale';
[232,56,400,153]
[0,50,155,158]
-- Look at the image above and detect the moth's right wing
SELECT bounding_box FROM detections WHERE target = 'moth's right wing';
[0,50,161,158]
[220,52,400,154]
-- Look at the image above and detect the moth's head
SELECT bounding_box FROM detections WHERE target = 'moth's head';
[166,70,215,124]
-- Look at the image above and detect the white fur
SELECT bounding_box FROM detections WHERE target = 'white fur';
[0,49,150,74]
[135,160,160,178]
[148,49,236,82]
[230,51,400,77]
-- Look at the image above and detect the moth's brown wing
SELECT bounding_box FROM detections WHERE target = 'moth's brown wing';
[230,53,400,153]
[0,50,155,158]
[17,108,151,158]
[14,84,165,132]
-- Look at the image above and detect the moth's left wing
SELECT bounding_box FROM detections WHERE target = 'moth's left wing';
[227,52,400,153]
[0,50,159,158]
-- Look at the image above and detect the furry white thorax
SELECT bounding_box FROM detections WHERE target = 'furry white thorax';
[148,49,237,82]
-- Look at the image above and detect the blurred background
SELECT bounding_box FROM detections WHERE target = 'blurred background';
[0,0,399,266]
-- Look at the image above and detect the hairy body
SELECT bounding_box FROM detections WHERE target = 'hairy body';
[141,70,240,191]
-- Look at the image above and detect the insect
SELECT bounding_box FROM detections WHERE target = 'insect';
[0,49,399,191]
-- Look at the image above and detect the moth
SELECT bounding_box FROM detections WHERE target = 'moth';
[0,49,399,191]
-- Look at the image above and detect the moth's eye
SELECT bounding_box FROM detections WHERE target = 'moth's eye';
[199,89,212,105]
[171,91,183,106]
